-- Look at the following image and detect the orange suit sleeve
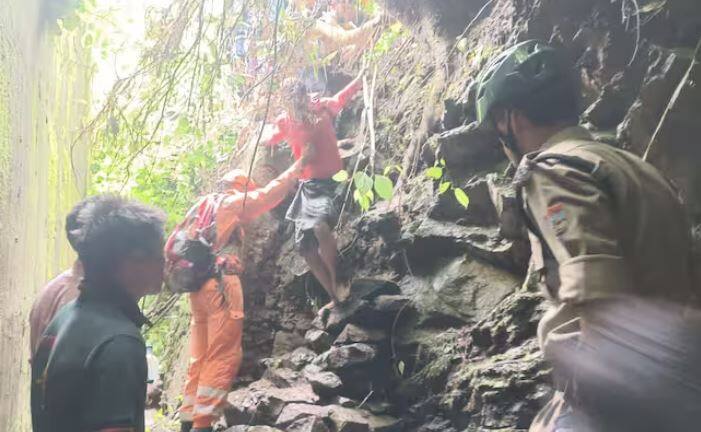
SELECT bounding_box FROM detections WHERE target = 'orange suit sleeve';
[214,163,301,248]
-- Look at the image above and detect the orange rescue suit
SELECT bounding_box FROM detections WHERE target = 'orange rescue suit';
[180,164,299,428]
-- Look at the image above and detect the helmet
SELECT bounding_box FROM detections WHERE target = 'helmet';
[219,169,257,193]
[474,40,565,127]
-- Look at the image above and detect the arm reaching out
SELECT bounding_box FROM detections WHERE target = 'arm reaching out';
[322,73,363,116]
[216,162,301,239]
[263,115,289,147]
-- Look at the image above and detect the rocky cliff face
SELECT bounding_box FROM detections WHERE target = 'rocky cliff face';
[159,1,701,431]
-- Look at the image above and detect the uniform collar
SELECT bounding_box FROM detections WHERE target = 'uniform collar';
[539,126,594,152]
[79,281,150,328]
[513,126,594,189]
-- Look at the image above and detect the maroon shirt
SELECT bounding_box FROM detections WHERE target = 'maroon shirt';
[29,261,82,359]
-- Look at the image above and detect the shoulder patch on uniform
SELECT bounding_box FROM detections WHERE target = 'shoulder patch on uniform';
[545,203,567,235]
[512,157,536,188]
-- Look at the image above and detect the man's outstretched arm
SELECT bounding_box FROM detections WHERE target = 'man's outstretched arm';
[322,72,363,116]
[218,161,302,225]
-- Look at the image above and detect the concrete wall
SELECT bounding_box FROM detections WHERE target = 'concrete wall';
[0,1,91,429]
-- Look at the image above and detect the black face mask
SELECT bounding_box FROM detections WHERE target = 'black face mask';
[493,109,523,161]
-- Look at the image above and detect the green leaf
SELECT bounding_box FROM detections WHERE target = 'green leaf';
[383,165,403,176]
[398,360,405,375]
[454,188,470,209]
[374,175,394,200]
[353,188,362,202]
[353,172,373,194]
[82,32,94,48]
[426,166,443,180]
[332,170,349,182]
[60,15,80,31]
[354,188,371,211]
[175,115,191,137]
[365,189,375,202]
[359,196,371,211]
[440,158,447,167]
[456,38,469,54]
[439,181,452,194]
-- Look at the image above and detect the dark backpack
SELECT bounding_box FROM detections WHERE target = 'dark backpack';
[164,194,224,294]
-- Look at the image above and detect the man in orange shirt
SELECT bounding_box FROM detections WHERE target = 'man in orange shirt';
[177,161,301,432]
[28,197,95,360]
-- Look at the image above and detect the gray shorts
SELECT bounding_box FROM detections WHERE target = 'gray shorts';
[285,179,339,252]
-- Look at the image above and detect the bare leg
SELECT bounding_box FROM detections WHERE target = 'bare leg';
[301,246,336,304]
[314,222,350,303]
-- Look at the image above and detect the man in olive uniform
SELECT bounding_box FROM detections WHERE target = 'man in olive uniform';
[473,40,701,431]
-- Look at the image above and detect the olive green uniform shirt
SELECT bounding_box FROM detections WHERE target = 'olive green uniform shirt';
[515,126,695,363]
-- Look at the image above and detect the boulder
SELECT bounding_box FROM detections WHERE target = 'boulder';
[303,367,343,397]
[313,343,378,371]
[404,217,529,274]
[318,279,401,333]
[428,122,504,176]
[225,385,261,426]
[334,324,387,345]
[331,396,358,408]
[224,379,319,426]
[262,367,301,388]
[486,174,525,240]
[280,347,318,371]
[429,178,499,227]
[287,416,331,432]
[618,50,690,154]
[305,329,333,353]
[329,406,401,432]
[414,417,458,432]
[272,331,307,357]
[438,340,549,430]
[370,295,410,315]
[582,67,646,130]
[441,97,469,130]
[276,403,332,428]
[400,256,520,327]
[643,41,701,219]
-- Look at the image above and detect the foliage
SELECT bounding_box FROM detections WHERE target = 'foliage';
[425,159,470,209]
[85,0,303,361]
[368,21,406,61]
[334,165,400,211]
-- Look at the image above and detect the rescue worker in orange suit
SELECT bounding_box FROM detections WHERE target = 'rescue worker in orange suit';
[262,71,363,314]
[179,160,302,432]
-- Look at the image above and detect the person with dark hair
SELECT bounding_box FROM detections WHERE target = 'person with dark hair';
[473,40,701,431]
[28,196,98,359]
[263,71,363,314]
[31,195,166,432]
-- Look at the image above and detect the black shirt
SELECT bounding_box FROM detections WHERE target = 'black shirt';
[31,283,148,432]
